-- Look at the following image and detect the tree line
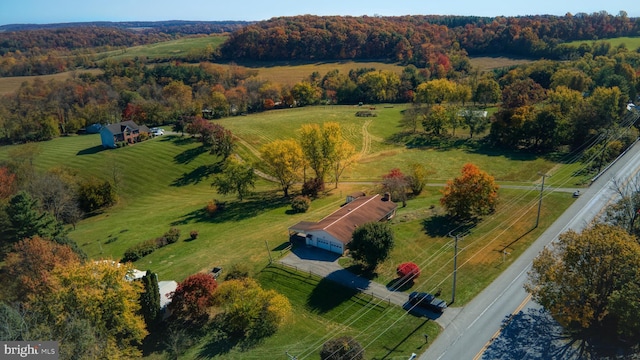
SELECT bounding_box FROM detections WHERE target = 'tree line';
[2,12,638,77]
[219,12,640,65]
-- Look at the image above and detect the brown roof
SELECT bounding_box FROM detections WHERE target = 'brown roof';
[289,194,397,244]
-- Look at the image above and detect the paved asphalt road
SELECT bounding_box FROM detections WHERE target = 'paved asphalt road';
[281,139,640,360]
[420,139,640,360]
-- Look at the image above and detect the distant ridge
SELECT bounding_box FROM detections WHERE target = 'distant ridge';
[0,20,252,33]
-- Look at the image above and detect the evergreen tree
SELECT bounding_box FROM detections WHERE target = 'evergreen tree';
[140,270,161,328]
[5,191,61,243]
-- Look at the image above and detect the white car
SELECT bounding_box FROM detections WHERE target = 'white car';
[151,128,164,136]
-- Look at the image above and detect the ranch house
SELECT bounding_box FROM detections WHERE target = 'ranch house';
[288,193,397,254]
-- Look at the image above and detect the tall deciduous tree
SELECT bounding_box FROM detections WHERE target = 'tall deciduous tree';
[169,273,218,323]
[400,105,422,133]
[415,78,457,104]
[320,336,364,360]
[208,123,234,159]
[406,163,429,196]
[77,177,117,213]
[329,137,356,189]
[290,81,320,106]
[299,123,326,181]
[298,122,354,187]
[382,168,408,207]
[525,224,640,340]
[31,261,148,359]
[473,78,501,108]
[261,139,304,197]
[348,221,395,271]
[422,104,448,136]
[211,158,256,201]
[501,78,545,109]
[440,163,499,220]
[3,236,81,300]
[213,278,291,340]
[460,108,489,139]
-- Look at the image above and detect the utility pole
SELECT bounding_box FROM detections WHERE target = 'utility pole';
[265,240,273,264]
[448,231,464,305]
[535,172,550,228]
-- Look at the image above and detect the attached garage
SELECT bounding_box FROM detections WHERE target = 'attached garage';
[288,194,397,255]
[316,238,331,251]
[329,242,343,253]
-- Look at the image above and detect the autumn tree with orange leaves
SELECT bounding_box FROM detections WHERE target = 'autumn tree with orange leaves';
[440,163,499,220]
[3,236,81,301]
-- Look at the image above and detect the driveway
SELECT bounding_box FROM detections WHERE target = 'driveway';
[279,245,458,325]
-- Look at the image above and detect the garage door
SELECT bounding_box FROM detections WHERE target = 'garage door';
[316,239,331,251]
[329,242,343,254]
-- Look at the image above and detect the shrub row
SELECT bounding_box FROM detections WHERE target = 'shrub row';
[122,228,181,262]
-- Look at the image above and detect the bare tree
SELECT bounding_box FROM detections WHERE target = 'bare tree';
[602,175,640,238]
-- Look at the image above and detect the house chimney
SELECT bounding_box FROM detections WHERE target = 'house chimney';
[382,192,391,201]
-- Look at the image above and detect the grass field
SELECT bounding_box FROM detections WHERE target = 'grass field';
[94,35,228,62]
[564,36,640,50]
[143,264,439,360]
[0,105,582,358]
[468,56,534,71]
[0,69,103,95]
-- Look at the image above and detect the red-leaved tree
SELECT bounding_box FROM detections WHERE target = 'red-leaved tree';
[396,262,421,282]
[169,273,218,322]
[382,168,408,207]
[0,166,16,200]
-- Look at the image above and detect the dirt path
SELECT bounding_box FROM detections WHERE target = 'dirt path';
[359,119,372,158]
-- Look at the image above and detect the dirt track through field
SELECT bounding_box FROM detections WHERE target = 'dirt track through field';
[359,119,372,158]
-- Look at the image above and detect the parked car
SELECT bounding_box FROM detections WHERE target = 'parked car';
[408,292,447,313]
[151,128,164,136]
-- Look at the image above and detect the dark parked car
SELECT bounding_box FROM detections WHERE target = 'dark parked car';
[408,292,447,313]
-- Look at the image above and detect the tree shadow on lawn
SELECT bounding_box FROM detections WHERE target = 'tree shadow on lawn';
[197,318,261,358]
[380,318,430,359]
[171,162,223,187]
[422,215,477,238]
[307,275,361,314]
[465,142,542,161]
[76,145,106,155]
[386,131,471,151]
[165,134,198,146]
[171,191,290,225]
[174,144,209,164]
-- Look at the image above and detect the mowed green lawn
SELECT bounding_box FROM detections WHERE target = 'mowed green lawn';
[145,264,439,360]
[564,36,640,50]
[0,106,576,284]
[0,105,579,358]
[219,105,561,183]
